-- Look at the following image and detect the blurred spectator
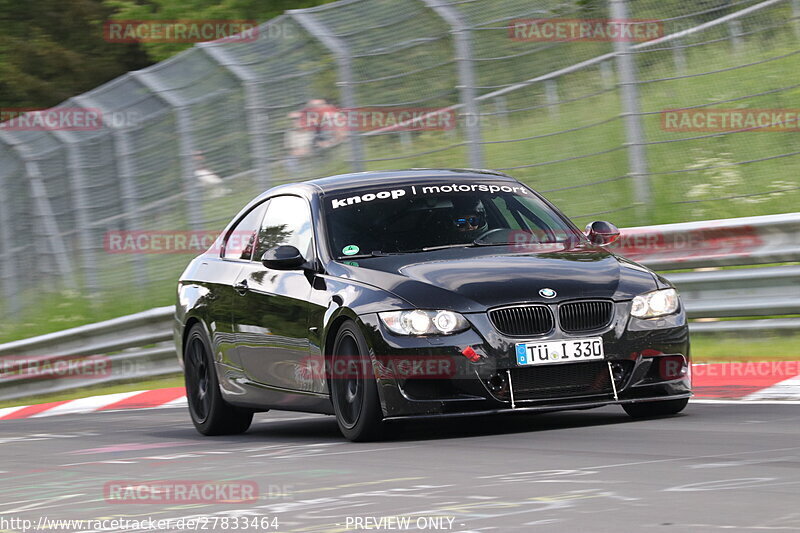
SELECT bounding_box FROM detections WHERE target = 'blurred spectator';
[193,151,228,198]
[303,98,347,149]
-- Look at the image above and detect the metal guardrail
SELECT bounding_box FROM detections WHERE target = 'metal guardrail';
[671,266,800,333]
[0,306,177,401]
[0,214,797,401]
[670,266,800,318]
[615,213,800,270]
[620,212,800,332]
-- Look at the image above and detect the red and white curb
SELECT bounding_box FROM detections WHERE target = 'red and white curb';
[0,387,186,421]
[0,362,798,421]
[691,361,800,400]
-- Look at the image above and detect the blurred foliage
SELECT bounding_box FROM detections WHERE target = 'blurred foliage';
[0,0,151,108]
[103,0,336,61]
[0,0,334,109]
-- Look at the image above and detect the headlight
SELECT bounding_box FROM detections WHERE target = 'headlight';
[379,310,470,336]
[630,288,680,318]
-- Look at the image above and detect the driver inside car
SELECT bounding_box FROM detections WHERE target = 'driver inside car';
[452,198,489,238]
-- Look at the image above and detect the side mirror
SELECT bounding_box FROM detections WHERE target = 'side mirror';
[584,220,620,246]
[261,245,306,270]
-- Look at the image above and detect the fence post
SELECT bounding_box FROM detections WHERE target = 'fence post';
[0,165,20,316]
[600,60,615,89]
[50,128,99,296]
[545,79,560,119]
[399,131,412,150]
[110,129,150,289]
[131,71,205,230]
[199,42,272,191]
[74,94,150,290]
[672,38,687,75]
[242,83,271,188]
[422,0,484,168]
[728,19,743,51]
[610,0,651,210]
[19,152,76,282]
[793,0,800,39]
[494,96,509,130]
[290,11,365,172]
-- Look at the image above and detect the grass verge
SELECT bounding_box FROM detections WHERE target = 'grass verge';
[691,333,800,363]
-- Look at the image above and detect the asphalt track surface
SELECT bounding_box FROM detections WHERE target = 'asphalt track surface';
[1,402,800,533]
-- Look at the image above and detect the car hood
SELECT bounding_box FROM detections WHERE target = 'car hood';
[334,244,659,312]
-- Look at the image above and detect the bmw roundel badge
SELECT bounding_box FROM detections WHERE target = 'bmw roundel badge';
[539,288,557,299]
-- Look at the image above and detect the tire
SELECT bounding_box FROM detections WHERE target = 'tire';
[622,397,689,419]
[329,321,384,442]
[184,323,253,435]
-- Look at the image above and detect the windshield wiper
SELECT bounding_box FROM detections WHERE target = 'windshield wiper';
[471,241,512,247]
[420,243,478,252]
[472,239,563,247]
[414,242,517,252]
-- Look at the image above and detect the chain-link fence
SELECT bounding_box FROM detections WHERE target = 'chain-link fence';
[0,0,798,323]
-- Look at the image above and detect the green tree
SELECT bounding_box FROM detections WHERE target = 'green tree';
[0,0,151,109]
[103,0,334,61]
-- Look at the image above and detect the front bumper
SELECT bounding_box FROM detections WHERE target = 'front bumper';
[359,301,691,418]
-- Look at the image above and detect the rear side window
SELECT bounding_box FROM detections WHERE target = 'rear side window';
[223,202,268,260]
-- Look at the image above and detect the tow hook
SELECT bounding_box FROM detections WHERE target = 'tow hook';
[460,346,481,362]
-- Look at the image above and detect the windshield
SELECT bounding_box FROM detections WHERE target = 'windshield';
[324,181,583,259]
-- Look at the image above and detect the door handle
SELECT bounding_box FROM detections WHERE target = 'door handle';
[234,279,249,295]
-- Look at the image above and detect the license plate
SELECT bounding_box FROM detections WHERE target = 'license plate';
[515,338,604,366]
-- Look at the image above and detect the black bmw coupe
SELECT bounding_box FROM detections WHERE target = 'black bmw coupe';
[175,169,690,441]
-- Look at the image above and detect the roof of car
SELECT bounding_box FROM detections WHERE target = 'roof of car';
[233,168,535,233]
[302,168,517,194]
[245,169,521,209]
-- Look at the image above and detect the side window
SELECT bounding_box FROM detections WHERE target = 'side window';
[254,196,314,261]
[223,202,268,260]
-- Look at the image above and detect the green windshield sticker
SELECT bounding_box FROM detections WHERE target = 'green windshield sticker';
[342,245,360,256]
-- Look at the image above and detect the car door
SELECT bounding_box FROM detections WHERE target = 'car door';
[209,200,269,369]
[232,195,321,392]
